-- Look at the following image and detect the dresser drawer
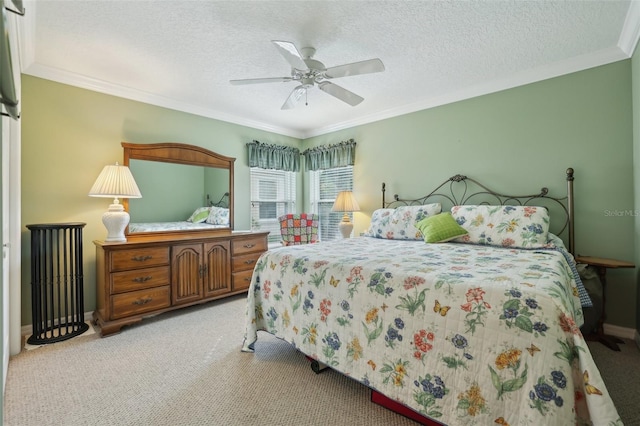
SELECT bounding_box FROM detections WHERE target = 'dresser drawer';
[111,247,169,271]
[110,266,170,294]
[111,286,171,320]
[232,236,267,255]
[232,252,262,272]
[232,269,255,291]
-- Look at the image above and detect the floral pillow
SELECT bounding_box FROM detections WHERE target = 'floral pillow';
[365,203,441,240]
[187,207,211,223]
[206,206,230,225]
[450,205,550,248]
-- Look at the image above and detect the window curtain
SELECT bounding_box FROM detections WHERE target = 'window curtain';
[0,6,20,119]
[302,139,356,171]
[247,140,300,172]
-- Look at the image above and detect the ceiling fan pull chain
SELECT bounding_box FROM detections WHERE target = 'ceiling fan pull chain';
[305,89,308,106]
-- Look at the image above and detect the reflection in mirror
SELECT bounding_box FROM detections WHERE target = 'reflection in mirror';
[122,142,235,237]
[128,160,230,224]
[205,167,230,207]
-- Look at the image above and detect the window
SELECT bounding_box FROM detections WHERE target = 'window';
[309,166,354,241]
[250,167,296,243]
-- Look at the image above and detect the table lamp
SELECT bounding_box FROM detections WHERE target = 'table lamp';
[89,162,142,242]
[332,190,360,238]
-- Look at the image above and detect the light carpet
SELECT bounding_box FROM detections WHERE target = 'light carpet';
[4,295,416,426]
[4,294,640,425]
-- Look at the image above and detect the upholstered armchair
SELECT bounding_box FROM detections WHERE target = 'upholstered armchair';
[278,213,319,246]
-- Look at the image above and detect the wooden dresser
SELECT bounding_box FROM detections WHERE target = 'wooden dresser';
[94,231,268,336]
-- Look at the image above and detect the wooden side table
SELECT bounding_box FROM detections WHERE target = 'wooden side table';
[574,255,635,351]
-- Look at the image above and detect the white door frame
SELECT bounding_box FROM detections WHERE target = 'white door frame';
[2,4,24,397]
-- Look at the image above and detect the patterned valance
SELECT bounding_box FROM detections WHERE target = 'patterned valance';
[302,139,356,171]
[247,140,300,172]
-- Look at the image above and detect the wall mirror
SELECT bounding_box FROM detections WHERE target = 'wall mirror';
[122,142,235,238]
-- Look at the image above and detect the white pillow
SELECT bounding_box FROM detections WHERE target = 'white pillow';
[206,206,230,225]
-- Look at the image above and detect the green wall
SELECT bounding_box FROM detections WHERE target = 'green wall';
[127,161,231,223]
[20,75,301,325]
[304,60,635,328]
[128,160,205,223]
[21,59,636,329]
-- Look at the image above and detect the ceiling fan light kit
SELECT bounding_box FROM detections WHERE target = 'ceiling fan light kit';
[230,40,385,110]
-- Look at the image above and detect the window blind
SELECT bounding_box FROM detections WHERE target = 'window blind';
[250,167,296,243]
[309,166,354,241]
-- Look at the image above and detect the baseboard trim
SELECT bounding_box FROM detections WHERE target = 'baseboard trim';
[19,315,640,348]
[603,323,637,340]
[20,312,94,336]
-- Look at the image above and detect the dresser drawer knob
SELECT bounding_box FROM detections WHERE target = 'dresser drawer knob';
[244,259,255,265]
[132,276,152,283]
[131,255,152,262]
[243,243,255,249]
[132,297,152,305]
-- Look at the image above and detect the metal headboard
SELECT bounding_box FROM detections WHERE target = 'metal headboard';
[207,192,230,208]
[382,168,575,255]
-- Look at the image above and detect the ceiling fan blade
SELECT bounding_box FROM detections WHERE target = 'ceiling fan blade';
[318,82,364,106]
[281,85,307,110]
[324,58,385,79]
[272,40,309,71]
[230,77,293,85]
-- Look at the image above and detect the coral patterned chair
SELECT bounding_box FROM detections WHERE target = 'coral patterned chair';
[278,213,320,246]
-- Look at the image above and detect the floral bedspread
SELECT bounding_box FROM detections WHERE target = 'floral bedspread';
[242,238,620,425]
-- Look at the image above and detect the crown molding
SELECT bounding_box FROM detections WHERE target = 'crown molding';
[16,2,308,138]
[302,46,628,138]
[18,0,303,138]
[22,62,305,139]
[24,45,628,141]
[17,0,635,141]
[305,2,639,138]
[618,0,640,57]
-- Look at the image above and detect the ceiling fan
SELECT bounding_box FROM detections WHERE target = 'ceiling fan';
[230,40,385,110]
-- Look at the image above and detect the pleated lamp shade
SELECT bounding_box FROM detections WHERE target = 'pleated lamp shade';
[89,163,142,200]
[332,191,359,238]
[331,191,360,213]
[89,163,141,242]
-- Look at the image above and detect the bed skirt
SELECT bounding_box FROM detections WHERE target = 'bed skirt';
[371,390,443,425]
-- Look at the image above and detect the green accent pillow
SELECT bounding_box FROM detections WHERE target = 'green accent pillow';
[187,207,210,223]
[415,212,468,243]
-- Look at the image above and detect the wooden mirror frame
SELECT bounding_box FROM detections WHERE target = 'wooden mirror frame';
[122,142,235,239]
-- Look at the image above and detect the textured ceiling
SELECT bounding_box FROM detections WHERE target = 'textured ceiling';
[20,0,637,138]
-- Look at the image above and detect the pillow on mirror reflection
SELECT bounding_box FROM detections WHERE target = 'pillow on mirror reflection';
[187,207,211,223]
[206,206,230,225]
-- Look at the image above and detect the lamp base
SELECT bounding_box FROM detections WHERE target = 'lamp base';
[338,214,353,239]
[102,203,129,242]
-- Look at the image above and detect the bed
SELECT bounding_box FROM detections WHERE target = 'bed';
[128,221,228,233]
[242,169,620,425]
[128,204,230,233]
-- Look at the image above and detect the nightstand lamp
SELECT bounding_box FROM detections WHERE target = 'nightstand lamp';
[89,162,142,242]
[332,191,360,238]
